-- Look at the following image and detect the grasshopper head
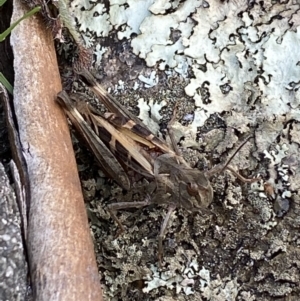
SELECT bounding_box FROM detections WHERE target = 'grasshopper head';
[154,154,214,210]
[178,170,214,211]
[186,180,214,209]
[186,174,214,209]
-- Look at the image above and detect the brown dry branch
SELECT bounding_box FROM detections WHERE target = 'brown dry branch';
[9,1,103,300]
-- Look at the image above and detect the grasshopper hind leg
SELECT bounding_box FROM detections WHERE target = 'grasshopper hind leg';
[107,197,151,235]
[158,203,177,266]
[107,196,177,266]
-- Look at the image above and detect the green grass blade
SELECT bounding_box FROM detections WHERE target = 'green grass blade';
[0,6,41,42]
[0,72,13,95]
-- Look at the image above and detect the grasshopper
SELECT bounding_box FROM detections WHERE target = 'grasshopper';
[57,69,257,264]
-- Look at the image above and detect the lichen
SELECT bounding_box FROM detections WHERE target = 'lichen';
[66,1,300,300]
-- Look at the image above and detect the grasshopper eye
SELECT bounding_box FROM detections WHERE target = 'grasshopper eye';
[186,183,199,196]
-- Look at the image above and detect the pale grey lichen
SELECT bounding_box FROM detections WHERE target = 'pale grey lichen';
[137,98,167,134]
[71,1,112,37]
[138,71,158,88]
[67,1,300,300]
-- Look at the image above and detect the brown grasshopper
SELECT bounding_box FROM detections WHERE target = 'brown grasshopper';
[57,69,257,264]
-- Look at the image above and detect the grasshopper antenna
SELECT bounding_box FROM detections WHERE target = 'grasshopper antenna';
[219,135,254,174]
[205,135,255,181]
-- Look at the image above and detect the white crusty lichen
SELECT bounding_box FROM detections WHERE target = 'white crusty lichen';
[138,71,158,88]
[71,1,112,37]
[143,264,192,295]
[111,0,154,40]
[73,5,295,202]
[94,44,107,66]
[131,0,201,62]
[69,1,300,300]
[70,0,300,130]
[137,98,166,135]
[143,261,243,299]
